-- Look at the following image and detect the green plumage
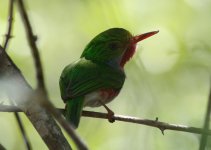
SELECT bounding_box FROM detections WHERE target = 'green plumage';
[59,58,125,127]
[65,97,84,128]
[60,58,125,100]
[59,28,158,128]
[80,28,132,63]
[59,28,131,128]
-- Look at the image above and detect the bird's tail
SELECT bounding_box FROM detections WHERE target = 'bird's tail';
[65,97,84,128]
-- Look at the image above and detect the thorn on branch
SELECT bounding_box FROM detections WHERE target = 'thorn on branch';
[16,0,88,149]
[8,16,13,22]
[4,34,13,39]
[3,0,14,50]
[159,127,165,135]
[1,4,74,148]
[17,0,45,91]
[2,1,32,148]
[33,35,38,42]
[2,105,211,137]
[155,117,165,135]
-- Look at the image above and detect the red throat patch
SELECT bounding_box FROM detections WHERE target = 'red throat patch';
[120,44,136,67]
[119,30,158,67]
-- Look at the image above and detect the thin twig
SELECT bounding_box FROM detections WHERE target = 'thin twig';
[1,39,72,149]
[0,105,22,112]
[82,111,211,136]
[40,98,88,150]
[16,0,88,149]
[1,105,211,136]
[14,112,31,150]
[199,78,211,150]
[3,1,31,149]
[16,0,45,91]
[9,100,31,150]
[3,0,14,50]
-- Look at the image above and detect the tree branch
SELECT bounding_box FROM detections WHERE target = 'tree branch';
[1,104,211,136]
[2,1,32,149]
[14,112,31,150]
[199,78,211,150]
[39,94,88,150]
[82,111,211,135]
[0,144,6,150]
[15,0,88,149]
[16,0,45,91]
[3,0,14,50]
[0,45,72,150]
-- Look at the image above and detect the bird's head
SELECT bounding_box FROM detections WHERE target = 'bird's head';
[81,28,158,67]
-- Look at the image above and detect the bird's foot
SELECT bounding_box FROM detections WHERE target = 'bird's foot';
[107,109,115,123]
[99,100,115,123]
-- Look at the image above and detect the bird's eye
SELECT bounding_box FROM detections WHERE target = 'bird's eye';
[109,41,121,50]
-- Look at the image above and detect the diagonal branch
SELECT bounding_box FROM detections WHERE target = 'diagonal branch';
[9,97,32,150]
[14,112,31,150]
[3,0,14,50]
[2,1,32,149]
[16,0,88,149]
[0,144,6,150]
[0,45,72,150]
[41,99,88,150]
[2,104,211,136]
[199,78,211,150]
[16,0,45,91]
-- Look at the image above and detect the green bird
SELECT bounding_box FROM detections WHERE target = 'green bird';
[59,28,158,128]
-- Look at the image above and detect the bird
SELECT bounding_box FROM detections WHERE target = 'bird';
[59,28,158,128]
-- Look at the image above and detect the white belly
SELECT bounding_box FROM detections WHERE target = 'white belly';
[84,90,118,107]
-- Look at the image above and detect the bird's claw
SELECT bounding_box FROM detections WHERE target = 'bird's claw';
[99,100,115,123]
[107,110,115,123]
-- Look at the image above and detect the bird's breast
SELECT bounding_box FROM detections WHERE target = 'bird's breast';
[84,89,120,107]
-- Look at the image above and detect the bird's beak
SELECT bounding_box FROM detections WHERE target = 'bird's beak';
[133,30,159,43]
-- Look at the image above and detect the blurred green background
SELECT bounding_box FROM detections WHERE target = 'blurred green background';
[1,0,211,149]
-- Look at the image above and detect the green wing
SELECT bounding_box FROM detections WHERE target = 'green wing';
[59,58,125,102]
